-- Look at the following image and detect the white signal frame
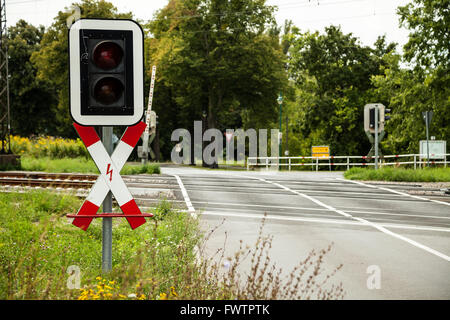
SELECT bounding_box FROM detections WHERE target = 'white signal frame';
[69,19,144,126]
[364,103,386,133]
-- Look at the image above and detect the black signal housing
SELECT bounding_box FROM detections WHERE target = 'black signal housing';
[79,29,134,116]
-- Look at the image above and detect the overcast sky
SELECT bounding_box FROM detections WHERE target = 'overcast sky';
[5,0,411,50]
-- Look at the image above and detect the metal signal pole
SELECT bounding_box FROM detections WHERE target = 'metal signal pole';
[277,93,283,158]
[102,126,113,273]
[0,0,11,154]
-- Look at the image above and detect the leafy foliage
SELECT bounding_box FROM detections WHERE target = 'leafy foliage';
[146,0,287,158]
[398,0,450,69]
[3,0,449,160]
[287,27,396,155]
[7,20,57,136]
[30,0,132,137]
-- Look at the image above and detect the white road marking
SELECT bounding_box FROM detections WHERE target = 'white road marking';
[188,188,421,201]
[191,200,450,221]
[255,177,450,262]
[184,183,409,198]
[172,174,196,218]
[192,200,325,212]
[199,210,450,233]
[338,178,450,207]
[200,211,364,226]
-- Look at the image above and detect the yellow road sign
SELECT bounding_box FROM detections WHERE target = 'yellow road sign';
[312,146,330,158]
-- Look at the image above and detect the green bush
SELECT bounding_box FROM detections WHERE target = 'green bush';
[121,163,161,175]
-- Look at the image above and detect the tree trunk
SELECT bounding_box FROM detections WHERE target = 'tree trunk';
[205,86,222,169]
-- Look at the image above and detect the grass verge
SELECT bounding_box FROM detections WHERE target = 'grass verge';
[0,191,199,299]
[17,156,160,174]
[0,190,344,300]
[344,167,450,182]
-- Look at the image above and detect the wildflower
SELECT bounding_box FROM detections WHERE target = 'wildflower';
[159,292,167,300]
[128,293,137,298]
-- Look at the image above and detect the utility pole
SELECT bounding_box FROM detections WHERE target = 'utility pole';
[0,0,11,154]
[422,111,433,167]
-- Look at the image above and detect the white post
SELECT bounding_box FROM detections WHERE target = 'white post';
[142,65,157,164]
[374,105,379,170]
[425,112,430,167]
[289,158,291,171]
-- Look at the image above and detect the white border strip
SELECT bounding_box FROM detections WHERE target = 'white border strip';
[172,174,196,218]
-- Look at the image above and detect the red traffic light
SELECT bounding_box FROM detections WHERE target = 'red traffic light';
[93,41,123,70]
[93,77,124,105]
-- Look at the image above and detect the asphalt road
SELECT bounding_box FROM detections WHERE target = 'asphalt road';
[161,166,450,299]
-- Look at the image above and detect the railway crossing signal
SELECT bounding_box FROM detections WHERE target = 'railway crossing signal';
[68,19,150,272]
[69,121,152,231]
[364,103,391,168]
[365,103,390,134]
[68,19,144,126]
[369,107,376,130]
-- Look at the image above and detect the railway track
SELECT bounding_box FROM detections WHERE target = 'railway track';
[0,172,97,189]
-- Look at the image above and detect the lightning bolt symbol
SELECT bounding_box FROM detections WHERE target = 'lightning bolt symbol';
[106,163,113,182]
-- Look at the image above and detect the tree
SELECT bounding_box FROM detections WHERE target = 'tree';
[31,0,132,137]
[7,20,57,136]
[398,0,450,69]
[287,26,395,155]
[147,0,288,162]
[367,0,450,154]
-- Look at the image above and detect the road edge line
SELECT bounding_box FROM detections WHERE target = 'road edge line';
[172,174,197,218]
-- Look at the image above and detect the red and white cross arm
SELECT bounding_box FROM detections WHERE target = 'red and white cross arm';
[72,122,147,231]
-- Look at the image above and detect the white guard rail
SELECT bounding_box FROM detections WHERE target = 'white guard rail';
[246,154,450,171]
